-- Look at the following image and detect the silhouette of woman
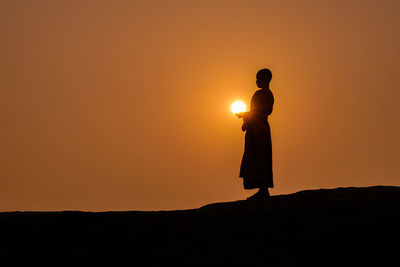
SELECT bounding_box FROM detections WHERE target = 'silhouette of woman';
[237,68,274,200]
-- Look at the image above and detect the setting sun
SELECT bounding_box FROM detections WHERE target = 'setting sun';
[231,100,247,114]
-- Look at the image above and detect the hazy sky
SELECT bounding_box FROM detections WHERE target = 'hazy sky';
[1,0,399,211]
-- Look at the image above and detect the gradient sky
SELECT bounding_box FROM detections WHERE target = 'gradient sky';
[1,0,399,211]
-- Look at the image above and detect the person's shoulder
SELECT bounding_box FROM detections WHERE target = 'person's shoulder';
[257,89,274,104]
[254,89,273,98]
[253,89,265,97]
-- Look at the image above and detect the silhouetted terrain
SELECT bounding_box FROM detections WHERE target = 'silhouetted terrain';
[2,186,400,266]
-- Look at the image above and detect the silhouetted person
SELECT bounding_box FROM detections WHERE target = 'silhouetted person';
[237,68,274,200]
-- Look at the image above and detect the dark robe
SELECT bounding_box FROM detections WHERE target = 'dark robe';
[239,89,274,189]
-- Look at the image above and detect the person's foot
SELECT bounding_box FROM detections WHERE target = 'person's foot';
[246,189,270,200]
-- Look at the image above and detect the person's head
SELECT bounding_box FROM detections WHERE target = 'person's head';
[256,68,272,89]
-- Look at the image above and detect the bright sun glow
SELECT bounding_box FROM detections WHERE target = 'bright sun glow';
[231,100,246,114]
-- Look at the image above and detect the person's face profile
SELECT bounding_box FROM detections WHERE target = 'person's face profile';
[256,77,268,88]
[256,79,262,88]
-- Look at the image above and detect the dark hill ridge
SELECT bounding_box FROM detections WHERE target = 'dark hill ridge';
[1,186,400,266]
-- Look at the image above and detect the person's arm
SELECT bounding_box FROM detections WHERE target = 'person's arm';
[235,111,248,118]
[235,112,250,131]
[253,91,274,117]
[261,98,273,116]
[239,112,250,131]
[241,120,247,131]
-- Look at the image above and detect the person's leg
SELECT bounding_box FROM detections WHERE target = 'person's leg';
[247,187,270,200]
[259,188,270,197]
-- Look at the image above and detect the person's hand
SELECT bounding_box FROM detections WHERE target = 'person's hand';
[235,112,245,118]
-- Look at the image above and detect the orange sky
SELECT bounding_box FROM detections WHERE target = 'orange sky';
[1,0,399,211]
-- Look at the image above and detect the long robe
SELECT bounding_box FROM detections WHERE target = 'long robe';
[239,89,274,189]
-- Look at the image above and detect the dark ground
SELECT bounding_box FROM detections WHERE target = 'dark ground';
[1,186,400,266]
